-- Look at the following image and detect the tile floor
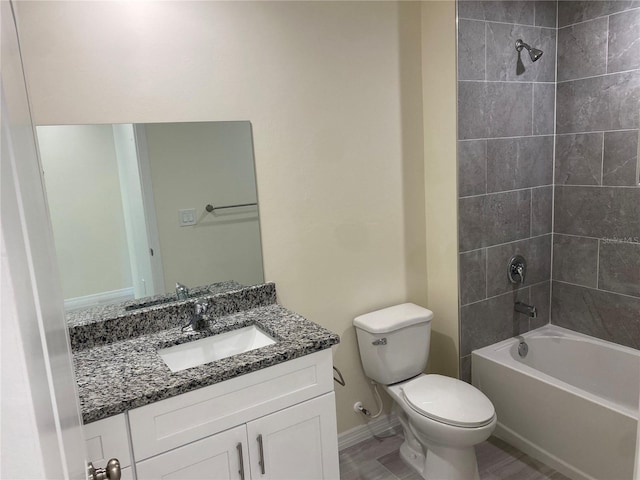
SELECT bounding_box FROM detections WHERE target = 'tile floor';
[339,431,571,480]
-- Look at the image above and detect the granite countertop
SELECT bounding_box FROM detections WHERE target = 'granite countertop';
[71,284,340,424]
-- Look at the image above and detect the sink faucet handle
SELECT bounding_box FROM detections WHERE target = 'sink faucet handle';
[175,282,189,300]
[182,299,210,332]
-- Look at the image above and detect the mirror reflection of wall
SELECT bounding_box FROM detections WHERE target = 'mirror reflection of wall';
[37,121,264,310]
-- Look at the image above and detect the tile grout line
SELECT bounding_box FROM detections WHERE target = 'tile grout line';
[596,239,601,290]
[605,15,610,75]
[459,134,555,142]
[550,0,558,327]
[483,139,488,197]
[553,231,640,246]
[554,279,640,302]
[558,6,640,30]
[459,182,640,202]
[460,185,554,200]
[485,246,489,300]
[554,128,640,137]
[457,128,638,142]
[372,459,402,480]
[529,186,533,239]
[545,184,640,190]
[461,232,639,259]
[461,79,556,84]
[484,20,487,83]
[531,81,535,137]
[460,232,554,255]
[600,132,605,185]
[458,17,557,30]
[461,279,553,308]
[459,129,640,143]
[637,130,640,186]
[556,67,640,85]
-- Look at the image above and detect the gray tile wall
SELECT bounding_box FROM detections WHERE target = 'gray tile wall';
[456,1,640,382]
[457,1,557,382]
[553,2,640,349]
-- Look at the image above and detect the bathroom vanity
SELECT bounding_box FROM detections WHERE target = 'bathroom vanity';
[71,283,340,479]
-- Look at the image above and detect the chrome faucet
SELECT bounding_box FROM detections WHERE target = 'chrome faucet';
[175,282,189,301]
[182,298,210,332]
[515,301,537,318]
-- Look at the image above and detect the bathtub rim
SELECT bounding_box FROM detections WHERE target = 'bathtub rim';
[471,324,639,420]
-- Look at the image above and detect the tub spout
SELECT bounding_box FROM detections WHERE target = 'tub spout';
[515,301,537,318]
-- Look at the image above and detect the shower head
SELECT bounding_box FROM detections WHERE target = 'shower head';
[515,39,543,62]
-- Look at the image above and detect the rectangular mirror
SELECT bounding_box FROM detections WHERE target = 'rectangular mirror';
[37,121,264,311]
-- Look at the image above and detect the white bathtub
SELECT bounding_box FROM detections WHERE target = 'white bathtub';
[472,325,639,480]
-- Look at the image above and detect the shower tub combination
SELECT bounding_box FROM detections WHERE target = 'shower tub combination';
[472,325,639,480]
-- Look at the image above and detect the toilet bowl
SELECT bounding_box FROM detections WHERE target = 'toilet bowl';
[353,303,496,480]
[385,374,496,480]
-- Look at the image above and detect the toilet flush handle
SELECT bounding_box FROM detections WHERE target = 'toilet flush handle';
[372,338,387,346]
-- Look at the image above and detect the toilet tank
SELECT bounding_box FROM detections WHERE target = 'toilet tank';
[353,303,433,385]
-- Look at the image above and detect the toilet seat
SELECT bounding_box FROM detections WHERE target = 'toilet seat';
[401,374,495,428]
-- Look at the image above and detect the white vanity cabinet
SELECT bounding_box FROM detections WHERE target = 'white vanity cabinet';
[90,349,339,479]
[135,393,338,480]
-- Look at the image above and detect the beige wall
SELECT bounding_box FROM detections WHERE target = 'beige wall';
[144,122,264,290]
[16,0,457,434]
[37,125,132,299]
[422,1,460,378]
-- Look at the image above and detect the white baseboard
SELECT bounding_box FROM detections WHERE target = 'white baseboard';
[64,287,135,311]
[338,413,401,451]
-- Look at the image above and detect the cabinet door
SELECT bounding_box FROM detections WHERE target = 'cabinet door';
[121,466,135,480]
[84,413,132,469]
[135,425,248,480]
[246,392,339,480]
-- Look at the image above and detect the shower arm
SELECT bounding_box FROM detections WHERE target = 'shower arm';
[515,39,530,53]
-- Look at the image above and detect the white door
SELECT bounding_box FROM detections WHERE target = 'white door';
[1,1,86,478]
[246,393,339,480]
[112,123,162,298]
[135,425,248,480]
[132,124,165,296]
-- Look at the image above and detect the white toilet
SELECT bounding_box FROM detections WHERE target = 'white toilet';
[354,303,496,480]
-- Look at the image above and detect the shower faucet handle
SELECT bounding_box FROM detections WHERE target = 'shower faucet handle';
[508,255,527,284]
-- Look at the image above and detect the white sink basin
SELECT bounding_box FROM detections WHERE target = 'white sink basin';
[158,325,276,373]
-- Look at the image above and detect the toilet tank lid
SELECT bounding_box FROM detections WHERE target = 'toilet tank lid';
[353,303,433,334]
